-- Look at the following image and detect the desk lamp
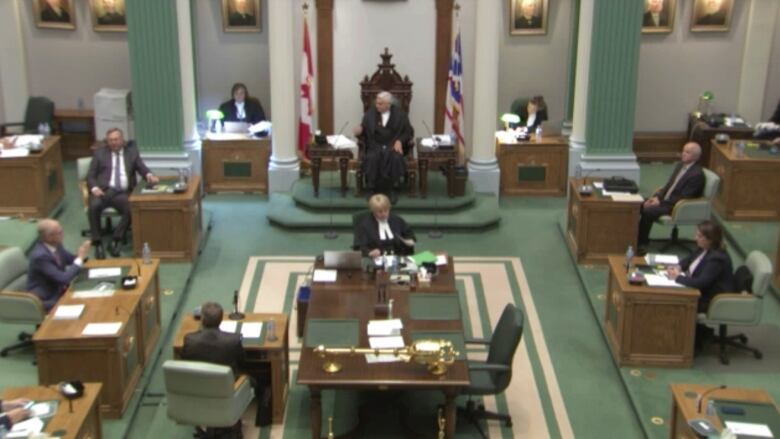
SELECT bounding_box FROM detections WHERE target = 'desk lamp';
[500,113,520,131]
[693,91,713,119]
[206,109,225,133]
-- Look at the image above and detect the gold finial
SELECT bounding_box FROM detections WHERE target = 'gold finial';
[454,3,461,15]
[437,408,446,439]
[303,2,309,13]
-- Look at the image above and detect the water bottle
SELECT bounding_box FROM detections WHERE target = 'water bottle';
[215,120,223,133]
[535,125,543,142]
[625,245,634,270]
[37,122,45,135]
[44,122,51,135]
[706,399,716,417]
[142,242,152,264]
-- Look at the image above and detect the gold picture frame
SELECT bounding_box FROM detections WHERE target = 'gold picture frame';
[690,0,733,33]
[90,0,127,33]
[33,0,76,30]
[222,0,262,33]
[642,0,676,34]
[509,0,549,36]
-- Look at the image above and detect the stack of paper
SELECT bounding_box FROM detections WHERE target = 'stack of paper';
[89,267,122,279]
[53,304,85,320]
[312,269,337,283]
[645,253,679,265]
[82,322,122,336]
[367,319,403,336]
[610,193,644,202]
[644,274,684,288]
[219,320,238,333]
[241,322,263,338]
[366,333,405,364]
[8,416,44,438]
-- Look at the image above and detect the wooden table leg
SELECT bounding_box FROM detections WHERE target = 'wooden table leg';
[312,158,322,197]
[339,157,348,197]
[310,387,322,439]
[447,158,455,197]
[444,391,457,439]
[419,159,429,198]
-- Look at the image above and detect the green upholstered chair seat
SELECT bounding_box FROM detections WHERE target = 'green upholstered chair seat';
[699,251,771,327]
[659,168,720,227]
[0,247,28,290]
[467,364,511,395]
[163,360,254,428]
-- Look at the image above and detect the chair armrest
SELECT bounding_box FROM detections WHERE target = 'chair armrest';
[464,338,490,346]
[704,293,761,324]
[79,181,90,209]
[670,198,710,222]
[0,122,25,136]
[468,363,510,372]
[233,374,249,390]
[0,291,45,322]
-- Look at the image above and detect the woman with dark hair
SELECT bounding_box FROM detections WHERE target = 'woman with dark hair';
[667,220,736,312]
[218,82,267,124]
[520,95,548,131]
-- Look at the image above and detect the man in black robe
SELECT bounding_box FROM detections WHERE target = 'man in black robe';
[354,91,413,202]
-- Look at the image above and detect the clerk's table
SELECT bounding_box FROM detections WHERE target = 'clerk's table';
[496,132,569,196]
[0,136,64,218]
[201,134,270,193]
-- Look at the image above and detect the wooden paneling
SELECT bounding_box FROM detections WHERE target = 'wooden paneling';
[498,136,568,196]
[632,132,685,163]
[0,136,64,218]
[129,175,202,261]
[604,256,699,368]
[53,109,96,160]
[202,138,270,193]
[315,0,334,133]
[3,383,103,439]
[566,178,641,264]
[710,141,780,221]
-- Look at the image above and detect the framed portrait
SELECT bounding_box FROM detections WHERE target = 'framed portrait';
[90,0,127,32]
[32,0,76,30]
[222,0,262,33]
[690,0,733,32]
[509,0,549,36]
[641,0,676,34]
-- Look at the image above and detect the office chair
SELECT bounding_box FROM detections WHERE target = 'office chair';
[76,157,123,240]
[656,168,720,253]
[458,303,524,438]
[0,247,46,357]
[163,360,254,439]
[699,251,771,365]
[0,97,55,136]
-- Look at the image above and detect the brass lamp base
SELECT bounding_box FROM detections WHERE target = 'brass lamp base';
[322,360,343,374]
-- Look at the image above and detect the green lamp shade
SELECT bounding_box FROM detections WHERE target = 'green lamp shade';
[206,109,224,120]
[500,113,521,124]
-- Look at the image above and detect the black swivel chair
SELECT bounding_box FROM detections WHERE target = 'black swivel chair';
[0,97,55,136]
[458,303,524,438]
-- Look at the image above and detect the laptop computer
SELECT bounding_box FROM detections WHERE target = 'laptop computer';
[223,121,250,134]
[323,250,362,270]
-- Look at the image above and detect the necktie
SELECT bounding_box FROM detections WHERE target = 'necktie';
[113,152,121,189]
[52,251,62,268]
[664,165,688,200]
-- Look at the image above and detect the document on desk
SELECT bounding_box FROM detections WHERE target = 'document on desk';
[0,148,30,158]
[219,320,238,333]
[367,319,403,336]
[88,267,122,279]
[82,322,122,336]
[369,336,405,349]
[724,421,773,437]
[53,304,85,320]
[241,322,263,339]
[8,416,44,437]
[644,274,684,288]
[312,269,337,283]
[610,193,644,202]
[645,253,679,265]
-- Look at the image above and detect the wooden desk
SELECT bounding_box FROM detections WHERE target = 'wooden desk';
[129,175,202,261]
[297,257,466,439]
[710,141,780,221]
[2,383,103,439]
[565,178,641,264]
[417,144,455,198]
[687,114,753,168]
[604,256,699,368]
[497,136,568,196]
[34,259,161,418]
[669,383,779,439]
[172,313,290,425]
[53,109,95,160]
[202,137,270,193]
[0,136,64,218]
[308,144,353,197]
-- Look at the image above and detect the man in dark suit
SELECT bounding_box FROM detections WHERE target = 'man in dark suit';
[696,0,727,26]
[514,0,542,29]
[181,302,246,375]
[228,0,257,27]
[97,0,125,25]
[87,128,158,259]
[219,83,266,124]
[26,219,91,311]
[637,142,706,252]
[643,0,669,27]
[40,0,70,23]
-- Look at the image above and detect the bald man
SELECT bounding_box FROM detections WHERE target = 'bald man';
[637,142,706,251]
[26,220,91,311]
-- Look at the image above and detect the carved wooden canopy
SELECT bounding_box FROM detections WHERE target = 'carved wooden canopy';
[360,48,413,114]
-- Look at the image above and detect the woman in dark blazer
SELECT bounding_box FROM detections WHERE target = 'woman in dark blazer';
[218,82,266,124]
[354,194,416,258]
[667,220,736,312]
[519,95,548,131]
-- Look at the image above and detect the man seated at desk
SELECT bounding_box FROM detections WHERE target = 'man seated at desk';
[354,91,413,202]
[637,142,705,253]
[26,219,91,311]
[0,398,32,431]
[354,194,415,258]
[219,83,266,125]
[87,128,159,259]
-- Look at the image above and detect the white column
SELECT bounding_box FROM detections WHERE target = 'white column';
[467,0,501,195]
[176,0,199,146]
[568,0,594,177]
[736,0,779,123]
[268,0,300,193]
[0,0,29,122]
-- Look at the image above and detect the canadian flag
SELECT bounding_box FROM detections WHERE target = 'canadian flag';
[298,15,314,158]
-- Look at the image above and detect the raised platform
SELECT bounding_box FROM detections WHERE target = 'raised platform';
[267,173,500,230]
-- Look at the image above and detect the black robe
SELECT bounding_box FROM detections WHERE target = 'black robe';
[354,213,416,256]
[219,97,266,124]
[359,105,413,190]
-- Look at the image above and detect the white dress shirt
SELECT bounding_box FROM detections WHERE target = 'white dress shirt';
[526,113,537,128]
[378,220,394,241]
[650,12,661,26]
[109,149,129,190]
[664,164,690,201]
[686,250,708,276]
[381,111,390,127]
[235,101,246,120]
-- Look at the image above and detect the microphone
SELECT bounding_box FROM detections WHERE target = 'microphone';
[576,165,601,196]
[332,120,350,147]
[421,120,438,148]
[229,289,245,321]
[696,385,726,414]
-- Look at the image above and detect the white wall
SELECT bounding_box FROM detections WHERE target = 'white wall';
[19,0,130,110]
[763,4,780,121]
[498,0,573,131]
[635,0,749,132]
[193,0,271,121]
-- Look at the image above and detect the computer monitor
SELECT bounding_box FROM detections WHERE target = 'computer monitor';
[323,251,362,270]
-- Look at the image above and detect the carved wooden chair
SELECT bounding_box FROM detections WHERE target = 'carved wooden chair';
[355,48,417,197]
